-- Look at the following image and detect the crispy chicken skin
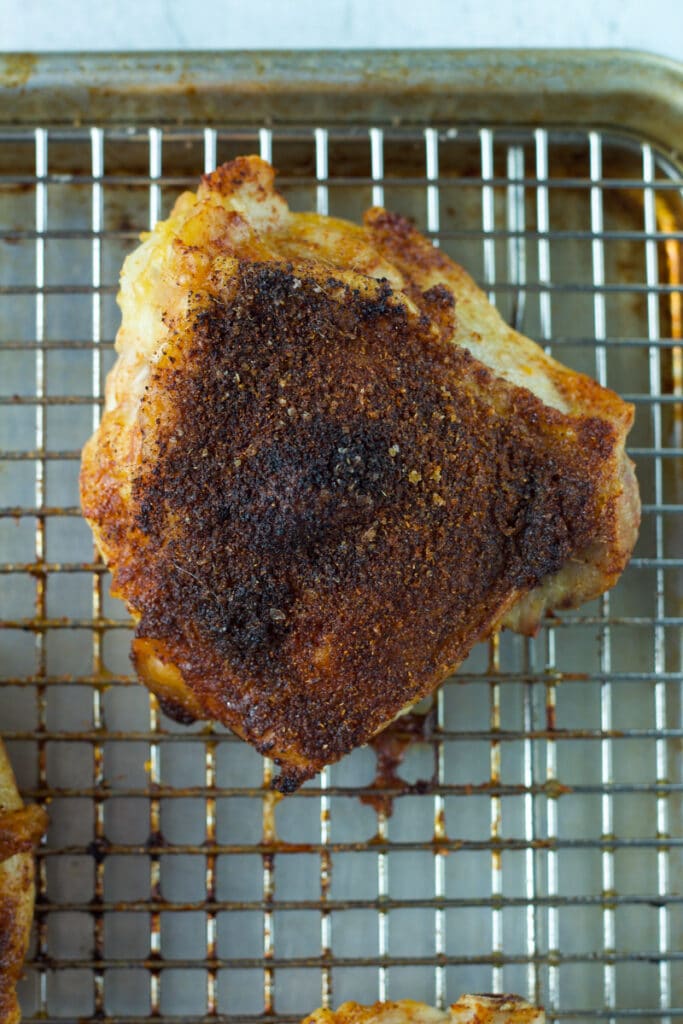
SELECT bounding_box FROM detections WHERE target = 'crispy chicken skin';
[303,997,544,1024]
[0,741,47,1024]
[80,156,639,790]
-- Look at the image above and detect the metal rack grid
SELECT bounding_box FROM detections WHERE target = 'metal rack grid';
[0,118,682,1024]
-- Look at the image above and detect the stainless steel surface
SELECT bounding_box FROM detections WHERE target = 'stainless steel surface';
[1,53,682,1024]
[1,51,683,153]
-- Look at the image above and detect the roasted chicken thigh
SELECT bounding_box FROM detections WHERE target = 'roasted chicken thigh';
[81,157,639,790]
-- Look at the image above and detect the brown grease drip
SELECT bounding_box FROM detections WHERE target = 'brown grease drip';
[361,707,438,817]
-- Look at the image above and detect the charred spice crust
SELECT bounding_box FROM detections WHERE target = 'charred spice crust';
[102,260,615,790]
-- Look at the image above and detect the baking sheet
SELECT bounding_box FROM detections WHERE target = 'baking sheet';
[0,52,682,1022]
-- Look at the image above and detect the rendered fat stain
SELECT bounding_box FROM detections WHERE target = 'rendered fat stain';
[361,708,438,818]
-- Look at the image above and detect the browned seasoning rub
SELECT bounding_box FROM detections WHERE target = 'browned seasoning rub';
[80,156,639,791]
[303,996,545,1024]
[0,742,47,1024]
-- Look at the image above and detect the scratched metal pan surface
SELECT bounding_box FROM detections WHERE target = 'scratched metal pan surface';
[0,50,682,1023]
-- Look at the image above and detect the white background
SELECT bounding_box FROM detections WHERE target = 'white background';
[0,0,681,59]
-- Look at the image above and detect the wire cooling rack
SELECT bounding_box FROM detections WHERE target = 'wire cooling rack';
[0,117,682,1023]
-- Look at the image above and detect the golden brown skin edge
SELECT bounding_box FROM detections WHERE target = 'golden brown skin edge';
[303,996,544,1024]
[0,741,47,1024]
[80,156,640,791]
